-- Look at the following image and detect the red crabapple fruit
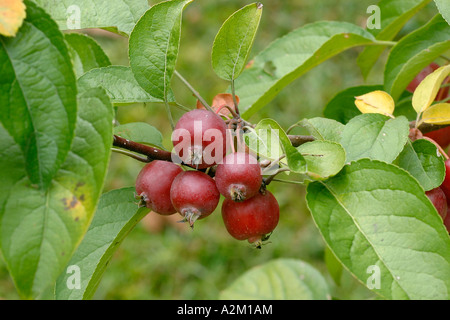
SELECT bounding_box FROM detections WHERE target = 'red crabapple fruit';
[170,170,220,227]
[171,109,227,169]
[222,190,279,248]
[135,160,183,215]
[215,152,262,202]
[424,127,450,150]
[444,208,450,233]
[441,159,450,206]
[425,187,448,220]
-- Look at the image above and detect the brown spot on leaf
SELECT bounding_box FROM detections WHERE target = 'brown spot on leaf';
[70,195,78,208]
[75,181,85,190]
[62,195,80,210]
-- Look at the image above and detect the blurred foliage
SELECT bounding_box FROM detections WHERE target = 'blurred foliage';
[0,0,438,300]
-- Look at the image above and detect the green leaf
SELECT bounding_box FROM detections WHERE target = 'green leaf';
[251,119,306,173]
[33,0,150,36]
[393,94,417,121]
[298,117,344,143]
[434,0,450,25]
[384,14,450,101]
[219,258,330,300]
[0,0,77,190]
[231,21,375,119]
[211,2,263,81]
[64,33,111,78]
[244,128,282,161]
[324,245,343,286]
[394,139,446,191]
[129,0,192,101]
[78,66,169,105]
[339,114,410,163]
[306,159,450,300]
[357,0,432,79]
[55,187,149,300]
[297,140,346,180]
[114,122,165,149]
[323,85,384,124]
[0,87,113,299]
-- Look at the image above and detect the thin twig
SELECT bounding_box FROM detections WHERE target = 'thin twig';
[113,135,174,162]
[261,155,286,174]
[215,104,240,119]
[286,123,300,134]
[164,100,175,130]
[169,101,192,112]
[263,167,291,186]
[174,70,213,112]
[231,79,240,116]
[111,148,150,163]
[271,178,305,185]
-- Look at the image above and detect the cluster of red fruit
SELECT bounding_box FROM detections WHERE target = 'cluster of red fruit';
[135,109,279,248]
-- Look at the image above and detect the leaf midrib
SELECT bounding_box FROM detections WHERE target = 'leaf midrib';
[0,31,44,186]
[230,13,255,80]
[162,8,178,101]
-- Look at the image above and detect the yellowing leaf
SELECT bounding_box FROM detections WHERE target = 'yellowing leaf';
[412,65,450,113]
[354,90,395,116]
[421,103,450,125]
[0,0,26,37]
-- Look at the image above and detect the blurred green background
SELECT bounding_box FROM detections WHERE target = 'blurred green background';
[0,0,438,300]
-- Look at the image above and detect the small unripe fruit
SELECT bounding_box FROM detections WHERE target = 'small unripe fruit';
[170,170,220,227]
[222,191,279,248]
[172,109,227,169]
[215,152,262,202]
[135,161,183,215]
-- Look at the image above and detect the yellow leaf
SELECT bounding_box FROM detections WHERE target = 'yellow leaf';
[0,0,26,37]
[354,90,395,116]
[421,103,450,125]
[412,65,450,113]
